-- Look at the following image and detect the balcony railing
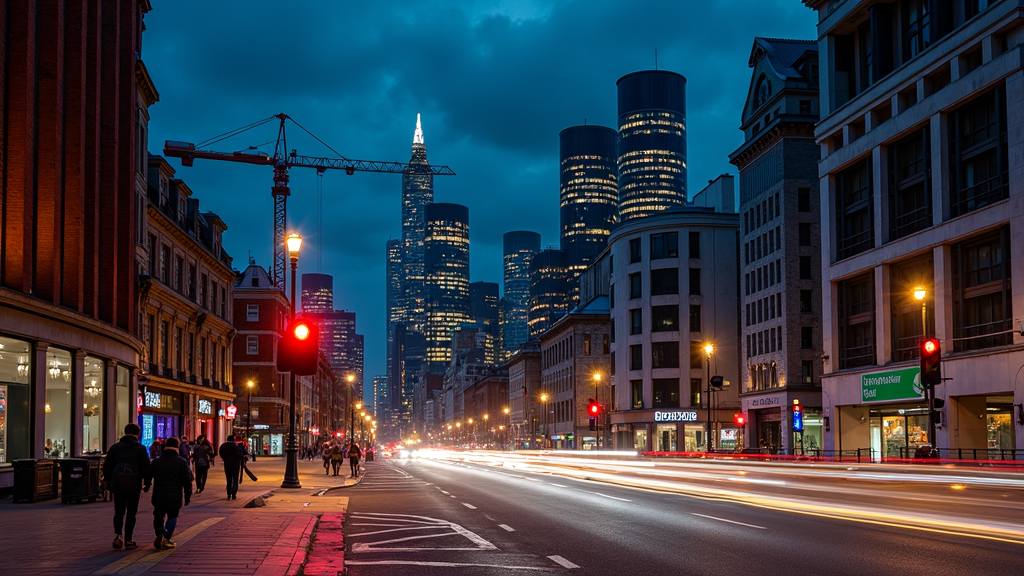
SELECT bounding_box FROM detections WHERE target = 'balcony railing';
[955,318,1013,352]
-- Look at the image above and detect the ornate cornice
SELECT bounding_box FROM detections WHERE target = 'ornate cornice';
[135,59,159,107]
[729,121,816,170]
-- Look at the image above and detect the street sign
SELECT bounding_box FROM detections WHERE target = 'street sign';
[861,367,924,403]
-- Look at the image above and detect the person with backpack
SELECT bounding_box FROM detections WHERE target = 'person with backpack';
[191,435,214,493]
[347,442,362,477]
[218,435,245,500]
[146,436,192,550]
[103,423,151,550]
[330,442,344,476]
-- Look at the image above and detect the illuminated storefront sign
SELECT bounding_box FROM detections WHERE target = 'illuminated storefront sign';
[198,399,213,415]
[654,411,699,422]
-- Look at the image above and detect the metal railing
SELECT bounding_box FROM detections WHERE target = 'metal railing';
[898,446,1024,463]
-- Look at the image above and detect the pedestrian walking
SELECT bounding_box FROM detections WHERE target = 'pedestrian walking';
[218,435,245,500]
[236,437,250,484]
[321,442,332,475]
[149,438,162,459]
[347,442,362,477]
[191,435,214,493]
[330,442,344,476]
[103,423,151,550]
[179,435,193,471]
[145,436,192,550]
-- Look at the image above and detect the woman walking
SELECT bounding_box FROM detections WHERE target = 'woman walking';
[191,435,214,494]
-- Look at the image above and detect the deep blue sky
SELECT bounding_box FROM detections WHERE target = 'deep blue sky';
[143,1,818,397]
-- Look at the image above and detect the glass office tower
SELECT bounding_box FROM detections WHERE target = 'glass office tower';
[502,231,541,357]
[617,70,688,221]
[424,203,471,372]
[559,125,619,281]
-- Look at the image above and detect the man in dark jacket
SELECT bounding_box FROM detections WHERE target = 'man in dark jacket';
[103,423,151,550]
[218,435,245,500]
[146,436,192,550]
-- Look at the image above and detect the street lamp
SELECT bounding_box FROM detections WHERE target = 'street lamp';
[503,407,510,450]
[540,393,549,450]
[282,233,302,489]
[704,343,714,453]
[483,414,489,447]
[592,373,605,450]
[351,399,362,445]
[246,380,255,459]
[914,287,937,455]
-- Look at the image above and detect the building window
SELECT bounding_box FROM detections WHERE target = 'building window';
[949,87,1008,218]
[630,345,643,371]
[801,326,813,349]
[798,187,811,212]
[630,274,642,299]
[889,128,931,239]
[629,238,642,263]
[631,380,644,409]
[651,305,678,332]
[890,255,935,361]
[175,326,183,370]
[247,336,258,356]
[689,231,700,259]
[629,309,643,335]
[651,232,678,259]
[799,100,811,115]
[160,321,169,366]
[690,342,705,369]
[688,268,701,295]
[800,289,813,313]
[651,268,679,296]
[187,265,196,301]
[174,256,184,291]
[801,361,813,384]
[836,159,873,260]
[690,378,702,407]
[966,0,992,19]
[799,223,812,246]
[838,273,876,369]
[652,378,680,409]
[200,273,208,308]
[952,227,1012,352]
[689,305,701,333]
[602,334,610,354]
[903,0,932,60]
[651,342,680,369]
[584,333,592,355]
[800,256,812,280]
[246,304,259,322]
[159,246,170,283]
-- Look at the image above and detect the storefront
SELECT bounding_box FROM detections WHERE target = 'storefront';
[138,386,184,449]
[742,390,822,454]
[611,410,719,452]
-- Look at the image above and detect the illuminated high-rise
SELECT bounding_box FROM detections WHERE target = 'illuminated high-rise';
[617,70,688,221]
[424,203,471,373]
[501,231,541,357]
[559,125,618,288]
[301,273,334,313]
[528,248,570,339]
[400,114,433,333]
[470,281,500,365]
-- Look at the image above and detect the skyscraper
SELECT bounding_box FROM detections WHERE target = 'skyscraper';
[559,125,618,278]
[424,203,471,373]
[501,231,541,357]
[385,238,403,412]
[400,114,433,334]
[528,248,570,339]
[616,70,688,221]
[470,281,500,365]
[301,273,334,313]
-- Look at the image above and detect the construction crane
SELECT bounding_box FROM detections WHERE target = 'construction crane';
[163,113,455,289]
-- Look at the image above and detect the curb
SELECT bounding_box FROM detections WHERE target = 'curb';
[316,475,363,496]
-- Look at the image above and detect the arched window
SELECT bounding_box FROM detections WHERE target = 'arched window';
[756,75,772,108]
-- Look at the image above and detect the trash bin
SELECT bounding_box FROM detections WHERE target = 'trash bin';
[366,449,374,462]
[12,459,59,503]
[59,458,101,504]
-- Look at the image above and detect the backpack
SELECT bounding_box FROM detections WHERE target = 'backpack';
[331,445,342,461]
[111,461,140,492]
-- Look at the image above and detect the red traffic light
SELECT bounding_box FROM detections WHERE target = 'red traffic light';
[920,337,941,387]
[734,413,746,426]
[588,399,601,416]
[294,322,311,340]
[277,319,320,375]
[923,339,937,354]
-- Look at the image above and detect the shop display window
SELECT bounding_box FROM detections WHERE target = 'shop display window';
[84,356,105,454]
[683,424,704,452]
[655,424,677,451]
[0,336,33,464]
[116,366,131,438]
[45,348,73,459]
[988,413,1013,450]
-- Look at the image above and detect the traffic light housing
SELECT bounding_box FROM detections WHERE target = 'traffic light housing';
[277,318,320,375]
[588,398,601,417]
[920,338,941,388]
[734,413,746,427]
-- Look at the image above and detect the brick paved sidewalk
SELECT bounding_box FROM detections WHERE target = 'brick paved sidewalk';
[0,458,370,576]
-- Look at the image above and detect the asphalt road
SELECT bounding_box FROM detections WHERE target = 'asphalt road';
[339,458,1023,576]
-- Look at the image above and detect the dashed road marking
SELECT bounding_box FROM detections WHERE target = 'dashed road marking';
[462,502,477,509]
[592,492,632,502]
[498,524,515,532]
[548,555,580,569]
[550,483,568,488]
[691,513,766,530]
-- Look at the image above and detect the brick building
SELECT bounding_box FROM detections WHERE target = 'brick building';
[0,0,153,487]
[506,341,541,448]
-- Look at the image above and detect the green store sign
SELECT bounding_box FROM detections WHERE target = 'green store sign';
[861,367,924,403]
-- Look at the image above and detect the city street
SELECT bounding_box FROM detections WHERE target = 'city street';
[342,456,1024,575]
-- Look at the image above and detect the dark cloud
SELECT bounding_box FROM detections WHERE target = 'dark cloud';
[143,0,817,394]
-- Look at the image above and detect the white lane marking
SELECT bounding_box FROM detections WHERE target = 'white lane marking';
[548,555,581,569]
[462,502,477,509]
[550,483,568,488]
[691,513,767,530]
[350,512,498,552]
[498,524,516,532]
[349,525,452,538]
[450,495,457,498]
[345,560,556,570]
[439,489,450,494]
[592,492,632,502]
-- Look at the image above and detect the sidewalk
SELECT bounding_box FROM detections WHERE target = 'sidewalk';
[0,457,369,576]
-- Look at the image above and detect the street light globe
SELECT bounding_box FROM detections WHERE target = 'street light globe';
[503,407,510,415]
[913,287,926,301]
[483,414,488,421]
[704,343,714,356]
[468,418,473,424]
[285,233,303,256]
[247,380,254,389]
[346,374,355,383]
[541,393,549,402]
[593,373,602,382]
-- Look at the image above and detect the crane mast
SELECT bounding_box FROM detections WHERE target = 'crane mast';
[163,114,454,289]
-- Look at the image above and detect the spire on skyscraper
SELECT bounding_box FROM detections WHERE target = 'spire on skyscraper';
[413,113,424,145]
